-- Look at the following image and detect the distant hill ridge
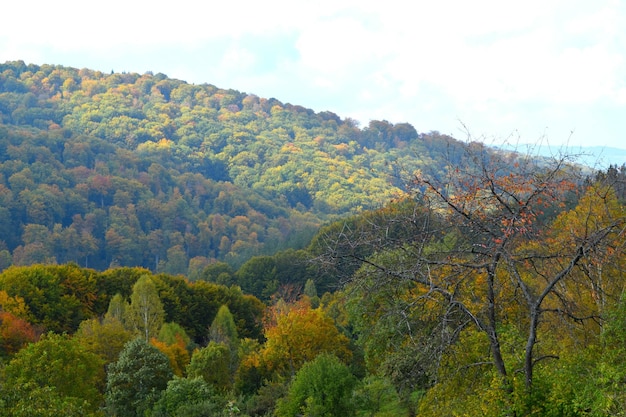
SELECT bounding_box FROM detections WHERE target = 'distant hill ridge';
[0,61,474,272]
[495,143,626,169]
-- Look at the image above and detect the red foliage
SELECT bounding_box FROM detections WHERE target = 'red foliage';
[0,311,39,356]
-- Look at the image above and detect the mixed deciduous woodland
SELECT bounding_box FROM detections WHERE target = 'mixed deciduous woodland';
[1,60,626,416]
[0,61,453,273]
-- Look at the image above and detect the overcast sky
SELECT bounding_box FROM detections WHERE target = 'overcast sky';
[2,0,625,152]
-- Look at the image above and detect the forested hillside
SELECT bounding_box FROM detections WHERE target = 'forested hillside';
[1,146,625,416]
[3,60,626,416]
[0,61,466,273]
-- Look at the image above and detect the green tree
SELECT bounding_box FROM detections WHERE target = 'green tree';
[150,376,229,417]
[105,292,128,324]
[126,275,164,341]
[3,332,105,413]
[235,255,277,301]
[186,341,232,391]
[209,304,239,346]
[554,293,626,415]
[275,353,358,417]
[105,338,173,417]
[345,258,440,399]
[162,244,188,276]
[75,317,132,364]
[0,264,98,333]
[353,376,409,417]
[208,304,240,383]
[201,261,234,285]
[157,321,191,347]
[178,280,264,344]
[0,384,102,417]
[303,278,320,308]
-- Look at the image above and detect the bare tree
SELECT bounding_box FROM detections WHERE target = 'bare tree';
[316,143,626,406]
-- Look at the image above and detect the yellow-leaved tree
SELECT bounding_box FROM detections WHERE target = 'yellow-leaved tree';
[261,299,352,378]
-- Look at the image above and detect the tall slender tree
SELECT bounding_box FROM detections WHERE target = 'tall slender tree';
[126,275,164,341]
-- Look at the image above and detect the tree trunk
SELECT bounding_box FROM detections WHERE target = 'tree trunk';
[525,307,539,389]
[488,266,508,381]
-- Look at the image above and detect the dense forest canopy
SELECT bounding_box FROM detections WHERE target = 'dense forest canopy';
[0,60,470,274]
[2,60,626,416]
[0,151,625,416]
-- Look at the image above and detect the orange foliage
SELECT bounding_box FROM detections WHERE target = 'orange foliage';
[150,334,191,377]
[0,311,38,356]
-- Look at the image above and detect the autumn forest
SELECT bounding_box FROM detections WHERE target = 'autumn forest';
[1,60,626,416]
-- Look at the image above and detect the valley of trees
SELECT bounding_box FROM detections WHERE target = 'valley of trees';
[2,60,626,416]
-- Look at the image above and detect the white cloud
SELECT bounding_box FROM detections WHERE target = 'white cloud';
[296,17,383,75]
[219,46,257,73]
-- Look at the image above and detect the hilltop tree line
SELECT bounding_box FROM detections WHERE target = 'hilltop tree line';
[0,60,464,274]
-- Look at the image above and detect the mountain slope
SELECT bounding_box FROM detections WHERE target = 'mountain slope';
[0,61,486,272]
